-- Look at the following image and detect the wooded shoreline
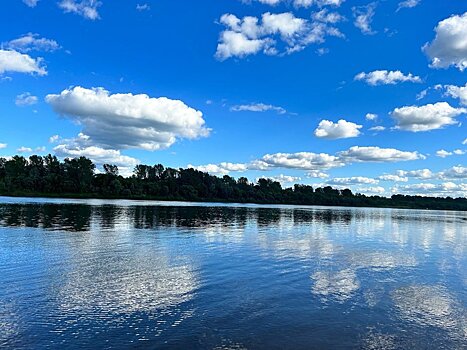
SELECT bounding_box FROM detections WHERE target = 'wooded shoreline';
[0,155,465,211]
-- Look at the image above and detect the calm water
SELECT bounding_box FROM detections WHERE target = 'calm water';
[0,197,465,349]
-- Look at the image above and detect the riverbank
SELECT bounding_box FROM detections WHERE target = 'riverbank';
[1,192,466,211]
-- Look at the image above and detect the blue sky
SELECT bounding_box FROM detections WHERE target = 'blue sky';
[0,0,466,197]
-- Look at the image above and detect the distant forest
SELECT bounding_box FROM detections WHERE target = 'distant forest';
[0,155,466,211]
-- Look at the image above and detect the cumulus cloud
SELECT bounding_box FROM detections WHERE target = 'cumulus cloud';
[4,33,60,53]
[191,145,422,178]
[356,186,385,195]
[423,12,467,71]
[216,12,344,60]
[314,119,362,139]
[328,176,379,185]
[15,92,38,106]
[439,165,467,180]
[393,182,466,197]
[188,162,247,176]
[352,2,377,35]
[0,143,7,149]
[443,83,467,105]
[54,144,139,167]
[391,166,467,182]
[436,149,452,158]
[256,174,301,185]
[45,87,210,151]
[258,151,344,170]
[58,0,101,20]
[391,102,466,132]
[0,49,47,76]
[365,113,378,121]
[436,149,465,158]
[306,170,329,179]
[396,168,434,179]
[23,0,39,7]
[17,146,33,153]
[378,174,408,182]
[355,70,422,85]
[338,146,423,162]
[230,103,286,114]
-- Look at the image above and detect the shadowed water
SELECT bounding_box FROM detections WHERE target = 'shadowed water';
[0,197,465,349]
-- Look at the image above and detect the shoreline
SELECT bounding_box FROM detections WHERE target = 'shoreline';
[1,193,465,212]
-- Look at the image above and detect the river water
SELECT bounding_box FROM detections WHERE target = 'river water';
[0,197,465,349]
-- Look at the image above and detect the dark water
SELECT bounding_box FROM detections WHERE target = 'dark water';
[0,197,465,349]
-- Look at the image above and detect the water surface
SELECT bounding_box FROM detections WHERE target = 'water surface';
[0,197,466,349]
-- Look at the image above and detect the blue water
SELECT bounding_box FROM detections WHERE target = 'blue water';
[0,197,465,349]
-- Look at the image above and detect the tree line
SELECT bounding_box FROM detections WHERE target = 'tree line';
[0,154,465,211]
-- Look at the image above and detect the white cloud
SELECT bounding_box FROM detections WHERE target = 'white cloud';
[231,103,286,114]
[54,144,140,177]
[356,186,386,195]
[58,0,101,20]
[416,88,430,101]
[49,135,60,143]
[436,149,452,158]
[328,176,379,185]
[15,92,38,106]
[365,113,378,121]
[17,147,33,153]
[5,33,60,53]
[136,3,150,11]
[423,12,467,71]
[188,162,247,175]
[392,166,467,182]
[257,174,301,185]
[444,83,467,105]
[396,169,434,179]
[393,182,466,197]
[294,0,345,7]
[369,126,385,132]
[23,0,38,7]
[306,170,329,179]
[45,87,210,151]
[0,49,47,76]
[192,144,424,179]
[463,139,467,145]
[311,9,345,24]
[352,2,377,35]
[355,70,422,85]
[252,0,345,7]
[439,165,467,180]
[338,146,423,162]
[35,146,46,152]
[0,143,7,149]
[216,12,344,60]
[437,149,466,157]
[314,119,362,139]
[397,0,420,11]
[258,151,344,170]
[391,102,466,132]
[378,174,408,182]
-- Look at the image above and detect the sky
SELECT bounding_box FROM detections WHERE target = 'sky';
[0,0,466,197]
